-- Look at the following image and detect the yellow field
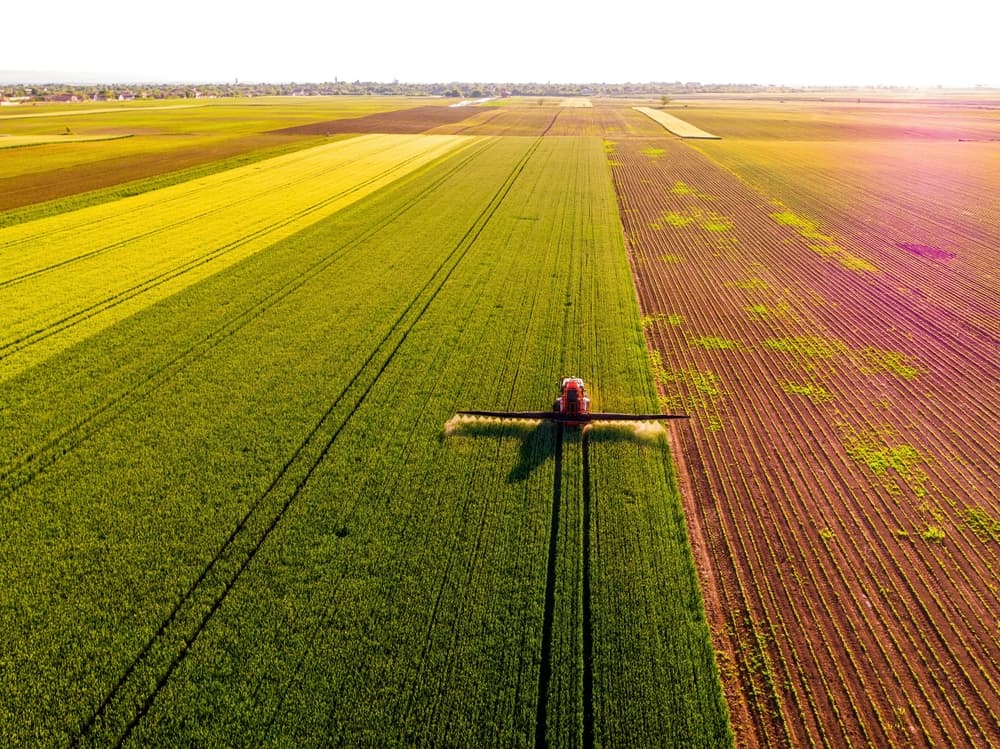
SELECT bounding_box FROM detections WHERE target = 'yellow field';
[0,133,479,381]
[634,106,720,139]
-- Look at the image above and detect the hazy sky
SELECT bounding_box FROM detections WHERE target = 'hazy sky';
[5,0,998,86]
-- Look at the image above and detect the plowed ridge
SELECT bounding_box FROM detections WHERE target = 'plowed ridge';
[0,133,477,381]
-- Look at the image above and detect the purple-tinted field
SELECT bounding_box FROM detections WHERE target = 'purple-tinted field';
[607,100,999,747]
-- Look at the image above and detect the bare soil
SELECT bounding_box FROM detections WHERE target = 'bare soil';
[0,133,305,211]
[607,122,999,748]
[269,105,487,135]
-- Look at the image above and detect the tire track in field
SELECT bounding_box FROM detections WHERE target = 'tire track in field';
[71,135,543,748]
[541,110,562,137]
[269,205,561,736]
[0,142,463,366]
[581,427,594,749]
[351,133,547,732]
[535,423,564,749]
[0,139,495,501]
[445,108,505,136]
[534,425,594,749]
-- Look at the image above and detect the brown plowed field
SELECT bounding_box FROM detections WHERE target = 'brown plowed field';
[270,104,487,135]
[429,101,666,138]
[0,133,303,211]
[428,106,561,136]
[606,103,999,748]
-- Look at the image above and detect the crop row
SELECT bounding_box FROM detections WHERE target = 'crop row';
[688,136,1000,338]
[607,134,998,748]
[655,147,1000,740]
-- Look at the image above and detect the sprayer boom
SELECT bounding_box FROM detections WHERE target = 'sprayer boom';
[456,377,689,426]
[455,410,688,424]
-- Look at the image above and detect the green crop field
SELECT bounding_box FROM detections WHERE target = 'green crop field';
[0,101,730,747]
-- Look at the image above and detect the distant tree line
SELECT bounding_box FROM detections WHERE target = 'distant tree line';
[0,81,796,102]
[2,80,935,102]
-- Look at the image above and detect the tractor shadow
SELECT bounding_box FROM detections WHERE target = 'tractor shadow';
[443,416,557,483]
[508,422,557,483]
[443,417,669,483]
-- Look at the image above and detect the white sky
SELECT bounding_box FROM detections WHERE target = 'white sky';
[4,0,998,86]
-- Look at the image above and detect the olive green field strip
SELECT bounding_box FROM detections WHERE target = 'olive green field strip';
[610,134,998,748]
[0,133,476,382]
[1,135,730,746]
[0,97,423,139]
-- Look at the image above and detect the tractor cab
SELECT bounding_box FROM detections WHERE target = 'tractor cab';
[555,377,591,418]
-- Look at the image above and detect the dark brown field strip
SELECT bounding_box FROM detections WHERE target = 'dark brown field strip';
[608,134,1000,747]
[269,105,488,136]
[0,134,305,212]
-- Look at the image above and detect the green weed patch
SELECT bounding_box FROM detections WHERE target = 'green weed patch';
[780,381,833,403]
[963,507,999,543]
[692,336,741,350]
[859,347,921,379]
[771,207,878,273]
[839,424,930,497]
[763,335,848,359]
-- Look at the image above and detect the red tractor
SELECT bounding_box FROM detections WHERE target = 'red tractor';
[554,377,590,418]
